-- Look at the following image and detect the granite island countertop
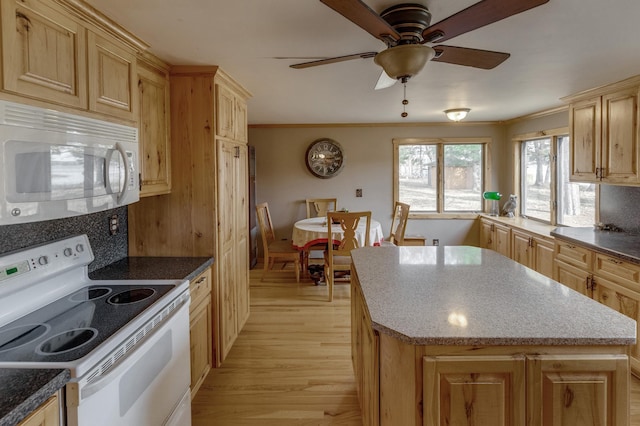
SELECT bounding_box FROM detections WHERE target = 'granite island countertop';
[551,226,640,264]
[1,256,212,426]
[350,245,636,346]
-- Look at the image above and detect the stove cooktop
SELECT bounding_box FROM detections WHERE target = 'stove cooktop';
[0,284,174,364]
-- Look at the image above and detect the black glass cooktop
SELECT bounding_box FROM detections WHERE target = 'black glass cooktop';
[0,284,174,364]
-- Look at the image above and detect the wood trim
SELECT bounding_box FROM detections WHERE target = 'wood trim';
[511,126,569,142]
[561,74,640,103]
[54,0,149,51]
[249,121,498,129]
[500,105,569,125]
[170,65,219,76]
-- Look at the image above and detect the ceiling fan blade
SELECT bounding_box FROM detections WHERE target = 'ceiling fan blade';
[290,52,377,69]
[374,71,397,90]
[320,0,400,43]
[432,45,510,69]
[422,0,549,43]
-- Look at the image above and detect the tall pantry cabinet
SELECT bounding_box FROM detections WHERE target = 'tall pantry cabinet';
[128,66,251,366]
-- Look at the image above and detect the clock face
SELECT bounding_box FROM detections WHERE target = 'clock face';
[305,138,345,178]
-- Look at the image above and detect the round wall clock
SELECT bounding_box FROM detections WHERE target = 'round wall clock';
[305,138,345,179]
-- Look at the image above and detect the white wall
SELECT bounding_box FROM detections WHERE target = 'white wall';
[249,123,507,249]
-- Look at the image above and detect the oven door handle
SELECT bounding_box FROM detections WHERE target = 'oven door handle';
[79,302,186,400]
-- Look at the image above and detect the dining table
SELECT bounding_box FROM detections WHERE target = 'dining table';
[292,217,385,276]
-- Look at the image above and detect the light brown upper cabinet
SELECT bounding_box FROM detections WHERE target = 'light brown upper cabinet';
[1,0,88,109]
[88,31,136,120]
[215,80,248,142]
[564,77,640,185]
[137,57,171,196]
[1,0,145,121]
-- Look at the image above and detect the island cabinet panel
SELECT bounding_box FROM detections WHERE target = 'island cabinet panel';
[351,280,379,426]
[527,355,629,426]
[1,0,88,109]
[423,356,526,426]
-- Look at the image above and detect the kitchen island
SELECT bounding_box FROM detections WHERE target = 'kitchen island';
[350,246,636,426]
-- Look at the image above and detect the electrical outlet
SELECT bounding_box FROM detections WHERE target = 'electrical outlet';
[356,188,362,197]
[109,214,119,235]
[432,239,439,246]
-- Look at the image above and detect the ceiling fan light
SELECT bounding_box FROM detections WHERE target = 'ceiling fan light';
[444,108,471,122]
[374,44,435,80]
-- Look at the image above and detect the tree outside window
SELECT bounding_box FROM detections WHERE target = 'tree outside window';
[394,138,487,215]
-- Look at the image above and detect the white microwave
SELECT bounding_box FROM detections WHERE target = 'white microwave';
[0,100,139,225]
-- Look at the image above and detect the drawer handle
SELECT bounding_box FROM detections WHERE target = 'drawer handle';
[566,244,575,249]
[195,276,207,284]
[607,258,623,265]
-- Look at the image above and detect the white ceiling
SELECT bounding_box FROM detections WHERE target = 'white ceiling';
[86,0,640,125]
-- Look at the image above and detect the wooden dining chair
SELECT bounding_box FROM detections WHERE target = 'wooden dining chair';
[305,198,337,218]
[303,198,338,274]
[381,201,410,246]
[324,211,371,302]
[256,202,300,283]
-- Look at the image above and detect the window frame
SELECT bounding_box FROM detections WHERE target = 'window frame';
[393,137,491,219]
[512,127,599,226]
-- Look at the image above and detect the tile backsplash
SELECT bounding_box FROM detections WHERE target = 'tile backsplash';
[599,185,640,233]
[0,207,128,272]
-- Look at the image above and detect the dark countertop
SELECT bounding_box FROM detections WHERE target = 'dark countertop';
[1,256,213,426]
[0,369,69,426]
[89,256,214,281]
[551,227,640,264]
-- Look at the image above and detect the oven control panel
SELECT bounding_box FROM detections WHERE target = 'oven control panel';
[0,234,94,284]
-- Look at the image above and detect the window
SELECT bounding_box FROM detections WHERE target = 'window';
[394,138,488,216]
[518,131,595,226]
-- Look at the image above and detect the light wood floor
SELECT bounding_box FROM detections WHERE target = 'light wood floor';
[192,266,640,425]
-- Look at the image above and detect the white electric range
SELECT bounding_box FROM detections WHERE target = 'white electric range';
[0,234,191,426]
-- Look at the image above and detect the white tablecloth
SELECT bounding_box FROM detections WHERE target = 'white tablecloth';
[291,216,384,250]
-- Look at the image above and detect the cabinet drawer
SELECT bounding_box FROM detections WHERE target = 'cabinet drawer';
[554,241,593,270]
[189,268,211,311]
[594,253,640,289]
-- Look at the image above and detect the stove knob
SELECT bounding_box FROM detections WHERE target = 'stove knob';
[63,247,73,257]
[76,244,85,253]
[38,256,48,266]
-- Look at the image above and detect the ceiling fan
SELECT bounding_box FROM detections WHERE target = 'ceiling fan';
[291,0,550,89]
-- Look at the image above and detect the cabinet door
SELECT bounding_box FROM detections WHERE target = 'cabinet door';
[137,60,171,196]
[18,394,59,426]
[479,219,494,250]
[601,88,638,184]
[235,96,248,142]
[189,296,212,397]
[235,144,250,329]
[569,97,601,182]
[527,354,628,426]
[512,229,534,269]
[554,260,591,296]
[88,31,136,120]
[594,252,640,291]
[494,223,511,258]
[215,84,235,138]
[1,0,87,109]
[423,355,526,426]
[592,276,640,373]
[533,237,555,279]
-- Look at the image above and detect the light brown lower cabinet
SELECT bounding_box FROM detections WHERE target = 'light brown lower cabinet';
[511,229,555,279]
[189,267,213,397]
[352,280,630,426]
[18,394,59,426]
